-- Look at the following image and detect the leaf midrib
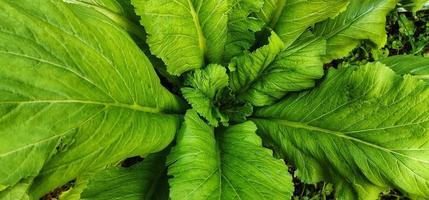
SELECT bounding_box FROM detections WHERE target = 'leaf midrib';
[186,0,207,63]
[319,1,383,40]
[253,118,429,165]
[0,100,161,113]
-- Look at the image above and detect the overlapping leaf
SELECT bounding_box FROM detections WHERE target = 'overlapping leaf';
[182,64,229,126]
[229,31,284,106]
[80,152,169,200]
[262,0,349,47]
[167,110,293,200]
[224,0,264,60]
[380,55,429,82]
[64,0,144,39]
[253,63,429,199]
[313,0,397,62]
[0,0,183,198]
[229,31,326,106]
[132,0,229,75]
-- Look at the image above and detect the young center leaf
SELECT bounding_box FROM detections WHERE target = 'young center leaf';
[229,31,285,106]
[229,31,325,106]
[252,62,429,199]
[0,0,183,198]
[132,0,229,75]
[182,64,229,127]
[167,110,293,200]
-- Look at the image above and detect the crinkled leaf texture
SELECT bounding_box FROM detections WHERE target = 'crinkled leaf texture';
[0,0,183,198]
[132,0,229,75]
[167,110,293,200]
[224,0,264,61]
[253,62,429,199]
[229,0,396,107]
[229,31,325,106]
[182,64,229,127]
[380,55,429,82]
[80,151,169,200]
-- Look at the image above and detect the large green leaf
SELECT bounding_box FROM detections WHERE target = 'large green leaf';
[132,0,229,75]
[182,64,229,126]
[313,0,397,62]
[0,179,31,200]
[167,110,293,199]
[66,0,181,86]
[252,62,429,199]
[229,31,325,106]
[80,151,169,200]
[64,0,144,40]
[0,0,183,198]
[380,55,429,82]
[266,0,349,47]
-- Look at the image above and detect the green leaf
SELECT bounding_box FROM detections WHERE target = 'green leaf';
[65,0,182,87]
[252,62,429,199]
[380,55,429,82]
[0,0,183,198]
[60,177,91,200]
[80,151,169,200]
[64,0,145,40]
[229,31,325,106]
[229,31,285,106]
[244,31,326,106]
[132,0,229,75]
[0,179,31,200]
[268,0,349,47]
[182,64,229,126]
[224,0,264,61]
[313,0,397,62]
[401,0,427,12]
[256,0,286,26]
[222,102,253,123]
[167,110,293,200]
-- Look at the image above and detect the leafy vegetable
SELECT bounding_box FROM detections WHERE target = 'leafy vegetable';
[182,64,229,126]
[167,110,293,199]
[132,0,229,75]
[80,151,169,200]
[0,0,182,198]
[253,62,429,199]
[0,0,428,199]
